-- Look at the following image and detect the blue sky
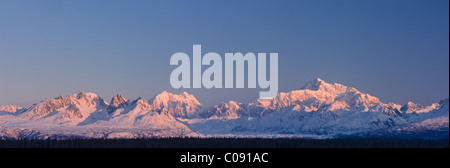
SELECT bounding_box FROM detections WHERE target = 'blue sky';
[0,0,448,107]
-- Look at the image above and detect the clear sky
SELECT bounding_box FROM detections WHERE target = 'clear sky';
[0,0,448,107]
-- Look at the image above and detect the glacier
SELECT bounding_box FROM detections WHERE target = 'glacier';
[0,78,448,139]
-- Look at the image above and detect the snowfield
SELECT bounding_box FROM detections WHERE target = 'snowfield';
[1,78,448,139]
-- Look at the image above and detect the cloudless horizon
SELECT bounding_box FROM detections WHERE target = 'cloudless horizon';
[0,0,449,107]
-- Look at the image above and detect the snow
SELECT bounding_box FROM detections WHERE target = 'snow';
[148,91,202,118]
[0,105,23,113]
[0,78,448,139]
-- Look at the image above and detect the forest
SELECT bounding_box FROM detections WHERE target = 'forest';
[0,137,448,148]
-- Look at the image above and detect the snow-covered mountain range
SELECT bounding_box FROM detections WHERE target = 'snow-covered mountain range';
[1,78,448,139]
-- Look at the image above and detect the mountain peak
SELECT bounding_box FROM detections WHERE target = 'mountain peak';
[73,91,101,100]
[111,94,127,104]
[300,78,357,94]
[266,78,382,112]
[301,78,325,90]
[132,97,150,110]
[149,91,201,118]
[77,90,85,98]
[18,92,106,122]
[108,94,129,111]
[0,105,23,113]
[401,102,422,112]
[314,77,325,83]
[219,101,240,109]
[406,102,418,106]
[151,91,199,104]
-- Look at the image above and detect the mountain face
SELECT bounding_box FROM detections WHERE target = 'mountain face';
[148,91,202,118]
[0,105,23,114]
[202,101,248,119]
[400,101,440,114]
[208,78,402,119]
[107,94,129,113]
[17,92,108,125]
[0,78,448,139]
[271,78,388,112]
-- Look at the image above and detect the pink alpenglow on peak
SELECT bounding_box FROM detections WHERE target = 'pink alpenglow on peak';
[301,78,359,94]
[17,91,107,124]
[0,105,23,114]
[149,91,202,118]
[0,79,447,139]
[107,94,130,112]
[266,78,382,112]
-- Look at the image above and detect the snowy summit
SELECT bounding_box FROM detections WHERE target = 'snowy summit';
[0,78,448,139]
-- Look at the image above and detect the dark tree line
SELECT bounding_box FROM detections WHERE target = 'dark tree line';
[0,138,448,148]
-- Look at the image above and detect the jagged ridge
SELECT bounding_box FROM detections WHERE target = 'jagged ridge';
[0,78,448,139]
